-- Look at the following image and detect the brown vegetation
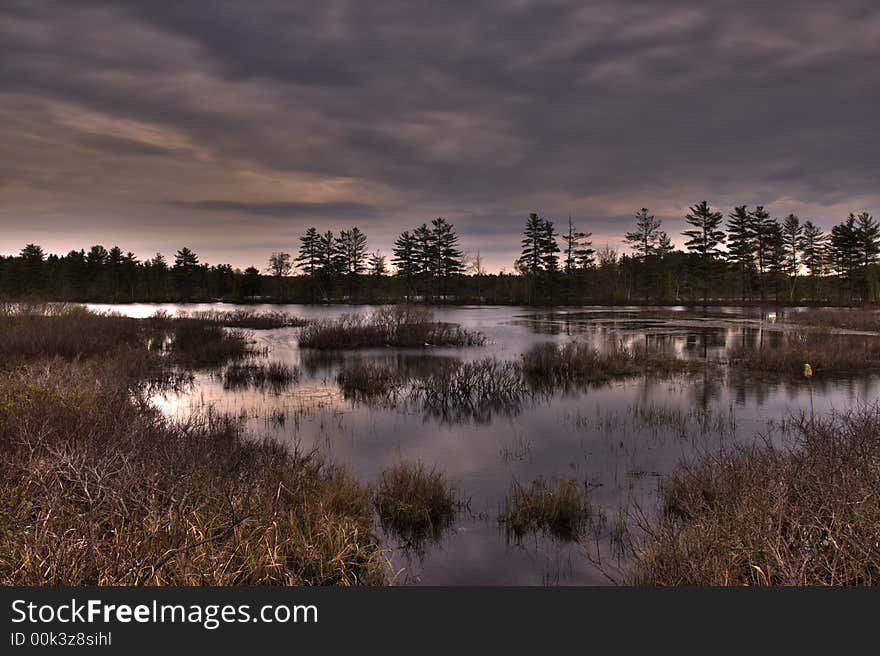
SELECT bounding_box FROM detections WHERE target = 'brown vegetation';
[632,406,880,585]
[500,477,591,542]
[298,305,485,349]
[521,341,693,389]
[373,462,463,547]
[729,329,880,374]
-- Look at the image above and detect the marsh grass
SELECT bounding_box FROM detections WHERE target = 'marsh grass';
[336,359,408,402]
[631,405,880,585]
[0,359,388,585]
[730,328,880,374]
[222,361,300,391]
[413,358,527,422]
[298,305,485,349]
[172,309,308,329]
[335,356,525,421]
[522,341,693,390]
[500,477,591,542]
[373,462,464,548]
[0,303,143,366]
[784,308,880,333]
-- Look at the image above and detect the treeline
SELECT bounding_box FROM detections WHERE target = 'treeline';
[2,203,878,305]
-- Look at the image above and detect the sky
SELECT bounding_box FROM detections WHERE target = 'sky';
[1,0,879,272]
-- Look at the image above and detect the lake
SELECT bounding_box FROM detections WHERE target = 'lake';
[86,303,880,585]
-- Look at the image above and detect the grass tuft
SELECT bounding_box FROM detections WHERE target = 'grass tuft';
[500,477,591,542]
[373,462,463,547]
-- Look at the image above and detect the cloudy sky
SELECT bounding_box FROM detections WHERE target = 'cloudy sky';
[1,0,878,271]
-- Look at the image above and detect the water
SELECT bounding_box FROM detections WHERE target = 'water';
[87,303,880,584]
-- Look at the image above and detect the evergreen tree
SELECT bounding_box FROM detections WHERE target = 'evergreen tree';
[241,266,261,300]
[431,217,464,279]
[800,221,827,278]
[540,218,560,273]
[854,212,880,268]
[830,216,860,301]
[368,251,387,277]
[749,206,776,303]
[726,205,754,301]
[392,230,419,294]
[624,208,662,261]
[296,227,321,275]
[19,243,45,294]
[562,216,594,272]
[781,213,803,300]
[337,227,368,276]
[682,201,725,302]
[517,213,545,276]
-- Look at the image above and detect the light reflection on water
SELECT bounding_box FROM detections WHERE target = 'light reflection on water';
[89,303,880,585]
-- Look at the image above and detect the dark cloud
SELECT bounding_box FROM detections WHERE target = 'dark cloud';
[165,200,380,219]
[0,0,878,269]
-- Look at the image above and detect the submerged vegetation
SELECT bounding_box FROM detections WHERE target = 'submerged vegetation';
[298,305,485,349]
[632,406,880,585]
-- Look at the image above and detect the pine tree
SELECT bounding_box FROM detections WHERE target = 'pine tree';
[854,212,880,268]
[517,213,545,276]
[749,206,776,303]
[726,205,754,301]
[830,216,860,301]
[296,227,321,275]
[368,251,387,277]
[800,221,827,299]
[624,208,662,261]
[392,230,418,293]
[540,218,560,273]
[431,217,463,298]
[682,201,725,302]
[781,213,803,300]
[337,227,368,276]
[432,218,463,278]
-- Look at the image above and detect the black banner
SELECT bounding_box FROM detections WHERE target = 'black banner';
[0,586,872,652]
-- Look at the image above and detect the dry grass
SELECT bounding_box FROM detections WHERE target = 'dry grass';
[500,477,591,542]
[0,303,143,365]
[298,305,485,349]
[336,359,408,401]
[373,462,462,547]
[522,341,693,390]
[222,361,300,391]
[730,329,880,375]
[170,309,308,329]
[0,358,388,585]
[413,358,527,422]
[631,406,880,585]
[784,308,880,333]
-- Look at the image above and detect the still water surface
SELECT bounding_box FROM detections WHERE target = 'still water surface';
[88,304,880,584]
